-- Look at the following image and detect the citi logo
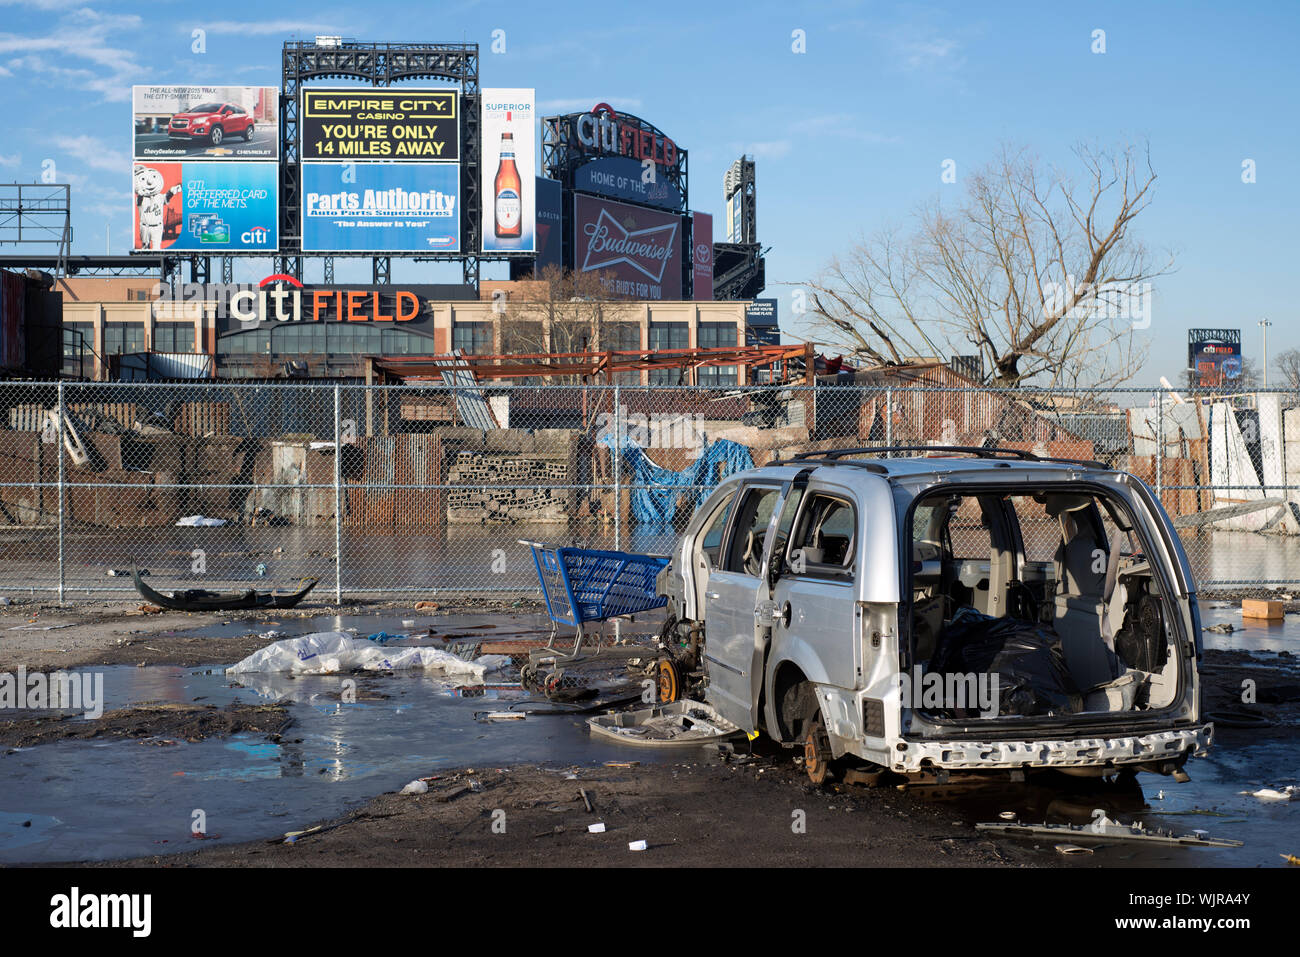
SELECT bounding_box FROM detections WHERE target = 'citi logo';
[241,226,271,245]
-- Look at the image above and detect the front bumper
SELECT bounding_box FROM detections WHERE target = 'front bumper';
[893,724,1213,773]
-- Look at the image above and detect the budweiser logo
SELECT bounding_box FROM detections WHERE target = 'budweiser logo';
[581,210,677,282]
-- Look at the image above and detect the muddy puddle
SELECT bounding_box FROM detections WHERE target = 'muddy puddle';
[1,607,1296,866]
[0,609,672,863]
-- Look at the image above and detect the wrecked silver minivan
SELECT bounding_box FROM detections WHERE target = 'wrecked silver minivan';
[656,447,1212,784]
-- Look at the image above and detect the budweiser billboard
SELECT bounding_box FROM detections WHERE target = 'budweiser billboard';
[573,194,682,300]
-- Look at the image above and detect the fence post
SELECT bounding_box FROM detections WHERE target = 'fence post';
[56,380,65,605]
[1155,388,1164,503]
[334,382,342,605]
[613,384,621,553]
[885,386,893,451]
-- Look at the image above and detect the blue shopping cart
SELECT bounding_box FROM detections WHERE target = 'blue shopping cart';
[520,540,669,659]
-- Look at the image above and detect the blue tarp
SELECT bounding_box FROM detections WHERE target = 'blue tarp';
[600,434,754,523]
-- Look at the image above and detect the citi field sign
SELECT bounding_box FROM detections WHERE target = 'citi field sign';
[231,276,421,322]
[570,103,678,168]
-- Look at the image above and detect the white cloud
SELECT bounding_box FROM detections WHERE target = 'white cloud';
[538,97,642,113]
[742,140,792,160]
[792,113,901,145]
[198,20,346,36]
[0,153,20,167]
[0,9,145,102]
[52,135,129,174]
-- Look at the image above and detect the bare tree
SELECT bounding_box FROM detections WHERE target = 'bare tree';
[498,265,634,382]
[1275,348,1300,391]
[804,143,1173,389]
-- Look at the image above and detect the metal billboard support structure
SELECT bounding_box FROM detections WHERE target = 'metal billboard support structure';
[279,40,486,288]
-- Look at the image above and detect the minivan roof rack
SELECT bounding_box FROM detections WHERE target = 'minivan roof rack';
[779,445,1107,469]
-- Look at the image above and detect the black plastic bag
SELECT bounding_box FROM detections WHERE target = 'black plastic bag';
[928,608,1082,717]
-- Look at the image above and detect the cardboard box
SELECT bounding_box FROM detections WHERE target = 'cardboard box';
[1241,599,1284,620]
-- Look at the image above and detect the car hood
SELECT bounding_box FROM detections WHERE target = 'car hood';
[172,112,217,121]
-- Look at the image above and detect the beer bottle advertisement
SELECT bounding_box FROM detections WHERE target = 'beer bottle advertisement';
[480,88,535,252]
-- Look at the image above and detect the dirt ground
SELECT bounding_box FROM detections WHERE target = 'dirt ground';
[93,758,1044,868]
[2,594,1296,868]
[0,596,529,671]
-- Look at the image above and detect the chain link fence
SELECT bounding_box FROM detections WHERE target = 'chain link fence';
[0,380,1296,601]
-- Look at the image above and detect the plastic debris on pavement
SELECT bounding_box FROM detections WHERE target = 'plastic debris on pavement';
[225,631,489,679]
[598,433,753,523]
[175,515,227,527]
[1239,786,1295,801]
[628,840,647,851]
[401,780,429,795]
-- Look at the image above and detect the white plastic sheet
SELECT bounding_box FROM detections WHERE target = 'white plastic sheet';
[226,631,489,679]
[176,515,227,527]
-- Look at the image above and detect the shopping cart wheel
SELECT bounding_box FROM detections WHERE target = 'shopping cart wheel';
[656,657,681,704]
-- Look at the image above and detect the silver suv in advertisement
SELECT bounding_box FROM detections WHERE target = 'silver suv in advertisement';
[657,447,1212,784]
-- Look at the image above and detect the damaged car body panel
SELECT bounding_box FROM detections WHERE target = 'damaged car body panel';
[658,449,1212,780]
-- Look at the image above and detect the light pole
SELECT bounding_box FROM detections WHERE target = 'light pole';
[1259,319,1272,388]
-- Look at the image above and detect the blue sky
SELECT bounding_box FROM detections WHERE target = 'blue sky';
[1,0,1296,384]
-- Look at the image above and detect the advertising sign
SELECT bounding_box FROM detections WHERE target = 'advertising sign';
[691,212,713,301]
[481,88,535,252]
[300,162,459,253]
[535,177,563,272]
[745,298,779,345]
[132,161,278,252]
[573,194,682,300]
[133,85,278,160]
[574,156,682,211]
[300,88,459,161]
[1187,328,1242,387]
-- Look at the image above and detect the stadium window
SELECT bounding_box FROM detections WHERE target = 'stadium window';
[103,322,145,355]
[154,322,195,353]
[648,322,687,352]
[697,322,738,349]
[453,321,492,355]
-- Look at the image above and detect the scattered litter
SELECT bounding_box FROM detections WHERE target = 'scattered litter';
[1205,622,1235,634]
[175,515,227,527]
[400,780,429,795]
[588,699,741,748]
[1282,853,1300,865]
[604,761,639,768]
[367,632,402,644]
[579,788,594,813]
[137,603,163,615]
[998,811,1016,820]
[415,601,440,611]
[1239,786,1295,802]
[977,810,1243,848]
[477,711,525,722]
[472,654,512,673]
[226,631,488,679]
[1055,843,1094,855]
[628,839,647,851]
[588,822,606,834]
[107,568,146,577]
[402,619,416,628]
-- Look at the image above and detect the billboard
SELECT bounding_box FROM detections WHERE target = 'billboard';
[746,298,780,345]
[133,85,278,160]
[535,177,564,271]
[300,163,459,253]
[574,156,682,211]
[481,89,535,253]
[573,194,682,300]
[132,161,278,252]
[691,212,713,301]
[300,86,461,253]
[300,88,459,161]
[1188,328,1243,386]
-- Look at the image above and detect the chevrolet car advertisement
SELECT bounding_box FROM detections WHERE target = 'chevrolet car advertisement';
[132,161,278,252]
[300,88,459,161]
[133,85,279,160]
